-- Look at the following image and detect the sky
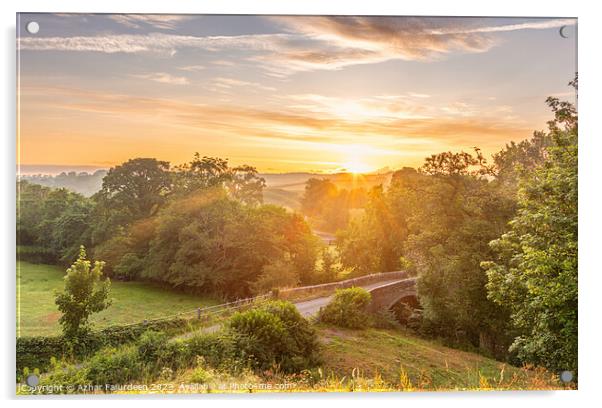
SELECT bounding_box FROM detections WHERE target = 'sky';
[17,14,577,174]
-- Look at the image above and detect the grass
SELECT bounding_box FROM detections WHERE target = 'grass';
[316,325,565,391]
[17,312,568,394]
[17,261,219,337]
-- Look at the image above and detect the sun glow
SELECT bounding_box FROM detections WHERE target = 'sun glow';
[338,144,375,174]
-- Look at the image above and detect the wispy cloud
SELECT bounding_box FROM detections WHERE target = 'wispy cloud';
[19,17,576,75]
[212,77,276,92]
[17,32,291,55]
[108,14,193,30]
[177,65,205,72]
[429,18,576,35]
[131,72,189,85]
[22,85,531,152]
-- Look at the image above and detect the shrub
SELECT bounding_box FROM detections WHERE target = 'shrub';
[86,346,142,386]
[228,300,320,372]
[136,331,168,364]
[187,332,237,369]
[372,309,402,330]
[190,366,214,384]
[23,358,89,395]
[318,287,372,329]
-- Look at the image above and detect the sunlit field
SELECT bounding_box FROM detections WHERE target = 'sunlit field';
[17,261,218,337]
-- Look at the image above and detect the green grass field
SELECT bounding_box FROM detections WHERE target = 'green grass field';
[316,325,562,390]
[17,261,219,337]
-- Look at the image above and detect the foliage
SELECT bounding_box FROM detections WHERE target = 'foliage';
[17,181,93,263]
[33,358,90,394]
[17,316,192,373]
[145,189,318,297]
[317,247,341,283]
[250,260,300,295]
[228,300,321,372]
[300,178,367,232]
[173,153,266,205]
[86,345,142,386]
[136,330,169,364]
[318,287,372,329]
[54,246,112,339]
[90,158,171,242]
[483,83,578,373]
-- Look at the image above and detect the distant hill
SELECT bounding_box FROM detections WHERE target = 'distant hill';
[19,169,394,202]
[19,170,107,197]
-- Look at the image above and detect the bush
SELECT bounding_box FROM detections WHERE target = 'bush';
[187,331,238,369]
[190,366,214,384]
[228,300,320,372]
[22,358,89,395]
[318,287,372,329]
[86,346,142,386]
[16,317,192,374]
[136,331,168,364]
[372,309,402,330]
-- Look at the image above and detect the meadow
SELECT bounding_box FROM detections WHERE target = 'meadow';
[17,261,218,337]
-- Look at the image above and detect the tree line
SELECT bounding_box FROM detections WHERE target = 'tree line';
[333,81,578,373]
[18,153,320,298]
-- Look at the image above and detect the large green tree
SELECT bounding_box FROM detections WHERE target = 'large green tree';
[92,158,171,237]
[483,84,578,373]
[143,188,319,298]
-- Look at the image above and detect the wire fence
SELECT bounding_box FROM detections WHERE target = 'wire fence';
[117,293,272,329]
[114,271,407,329]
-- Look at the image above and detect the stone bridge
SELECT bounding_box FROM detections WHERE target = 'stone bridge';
[366,277,417,313]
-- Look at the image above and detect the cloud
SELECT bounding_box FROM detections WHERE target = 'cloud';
[108,14,193,30]
[262,16,575,73]
[17,32,291,55]
[211,77,276,92]
[21,85,531,152]
[17,16,575,74]
[131,72,189,85]
[429,18,576,35]
[178,65,206,72]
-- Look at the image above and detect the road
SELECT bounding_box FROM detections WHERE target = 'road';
[175,278,405,339]
[293,279,405,317]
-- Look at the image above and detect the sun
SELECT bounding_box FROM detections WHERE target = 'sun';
[342,160,373,174]
[339,144,374,174]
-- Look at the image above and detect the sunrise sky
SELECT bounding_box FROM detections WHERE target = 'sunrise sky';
[17,14,577,174]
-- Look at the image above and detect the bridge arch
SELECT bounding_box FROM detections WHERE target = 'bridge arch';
[366,278,417,313]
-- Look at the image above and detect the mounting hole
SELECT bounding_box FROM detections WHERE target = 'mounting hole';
[26,374,39,387]
[560,370,574,383]
[26,21,40,34]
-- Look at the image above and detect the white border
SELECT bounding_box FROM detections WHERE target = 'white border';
[2,1,600,407]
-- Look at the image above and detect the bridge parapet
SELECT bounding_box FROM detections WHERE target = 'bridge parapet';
[367,277,417,313]
[279,270,408,301]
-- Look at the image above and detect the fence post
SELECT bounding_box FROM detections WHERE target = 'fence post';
[196,307,201,320]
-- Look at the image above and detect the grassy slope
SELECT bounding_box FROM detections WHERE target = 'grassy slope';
[17,261,218,337]
[316,325,562,391]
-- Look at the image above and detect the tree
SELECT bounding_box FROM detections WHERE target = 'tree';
[144,188,318,298]
[55,246,111,339]
[173,153,265,205]
[319,247,340,283]
[250,260,300,294]
[92,158,171,241]
[483,83,578,373]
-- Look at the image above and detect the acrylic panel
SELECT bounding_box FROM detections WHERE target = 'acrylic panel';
[16,13,578,395]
